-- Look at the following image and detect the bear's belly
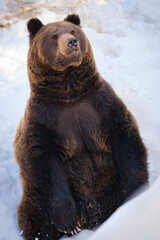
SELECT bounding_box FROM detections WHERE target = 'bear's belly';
[63,151,116,226]
[64,151,115,198]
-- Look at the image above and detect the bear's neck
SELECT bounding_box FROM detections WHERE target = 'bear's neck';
[28,55,101,103]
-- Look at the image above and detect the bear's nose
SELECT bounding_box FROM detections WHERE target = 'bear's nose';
[67,37,78,49]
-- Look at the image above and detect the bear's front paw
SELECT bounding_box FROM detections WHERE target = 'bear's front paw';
[51,199,82,235]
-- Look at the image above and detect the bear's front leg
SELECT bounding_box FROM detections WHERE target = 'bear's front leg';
[108,101,148,197]
[16,127,81,239]
[18,161,80,239]
[46,162,81,235]
[18,191,63,240]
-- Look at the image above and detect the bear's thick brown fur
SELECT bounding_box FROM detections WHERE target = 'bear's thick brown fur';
[14,14,148,240]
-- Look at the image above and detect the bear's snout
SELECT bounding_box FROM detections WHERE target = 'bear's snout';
[67,37,78,50]
[58,34,80,56]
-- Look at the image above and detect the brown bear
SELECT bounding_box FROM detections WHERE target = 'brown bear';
[14,14,148,240]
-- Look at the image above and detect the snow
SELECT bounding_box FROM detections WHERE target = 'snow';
[0,0,160,240]
[89,176,160,240]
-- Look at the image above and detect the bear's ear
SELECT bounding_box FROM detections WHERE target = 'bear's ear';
[64,14,81,26]
[27,18,44,41]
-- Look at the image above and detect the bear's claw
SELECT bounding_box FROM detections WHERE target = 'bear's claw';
[63,222,82,235]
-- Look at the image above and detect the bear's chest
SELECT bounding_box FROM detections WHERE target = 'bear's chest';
[55,101,110,159]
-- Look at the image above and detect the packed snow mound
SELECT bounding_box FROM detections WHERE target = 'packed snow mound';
[89,177,160,240]
[0,1,160,240]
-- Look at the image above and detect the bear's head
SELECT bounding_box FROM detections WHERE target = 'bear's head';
[27,14,91,71]
[27,14,99,102]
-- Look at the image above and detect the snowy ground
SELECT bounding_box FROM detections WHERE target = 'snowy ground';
[0,0,160,240]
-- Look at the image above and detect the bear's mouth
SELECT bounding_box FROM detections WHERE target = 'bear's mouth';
[67,48,79,55]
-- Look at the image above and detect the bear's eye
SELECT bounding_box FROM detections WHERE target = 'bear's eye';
[52,34,58,40]
[71,30,75,35]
